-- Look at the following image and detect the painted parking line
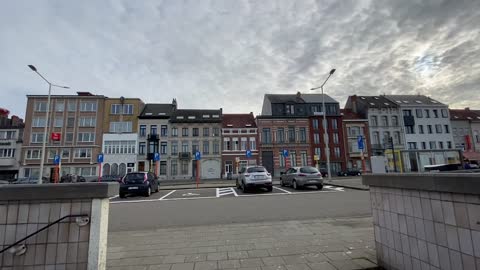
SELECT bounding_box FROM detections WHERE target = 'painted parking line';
[216,187,238,197]
[324,185,344,191]
[158,190,176,200]
[273,186,292,194]
[160,188,217,200]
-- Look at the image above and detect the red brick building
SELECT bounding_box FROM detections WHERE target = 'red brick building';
[221,113,259,178]
[341,109,372,172]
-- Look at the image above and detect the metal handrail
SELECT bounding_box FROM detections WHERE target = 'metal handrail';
[0,214,89,254]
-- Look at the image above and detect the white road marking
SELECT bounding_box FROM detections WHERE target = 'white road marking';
[231,187,238,197]
[217,187,236,197]
[273,186,292,194]
[183,192,200,196]
[110,198,160,204]
[158,190,176,200]
[162,196,217,201]
[109,195,119,200]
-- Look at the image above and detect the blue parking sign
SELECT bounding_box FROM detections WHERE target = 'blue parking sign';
[54,155,61,165]
[195,151,201,160]
[246,150,252,158]
[357,136,364,150]
[154,152,160,161]
[282,149,289,157]
[97,153,104,163]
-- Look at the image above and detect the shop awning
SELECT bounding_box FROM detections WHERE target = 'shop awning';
[462,151,480,161]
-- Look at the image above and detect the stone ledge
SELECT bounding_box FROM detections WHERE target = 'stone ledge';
[362,173,480,195]
[0,182,118,201]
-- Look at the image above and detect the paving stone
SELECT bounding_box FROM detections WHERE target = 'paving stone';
[194,261,218,270]
[240,258,265,268]
[248,249,270,258]
[185,254,207,263]
[148,265,172,270]
[307,262,336,270]
[262,266,287,270]
[285,264,311,270]
[206,252,227,261]
[171,263,194,270]
[282,255,308,265]
[324,252,350,261]
[262,256,286,266]
[218,259,241,269]
[228,251,249,259]
[164,255,186,264]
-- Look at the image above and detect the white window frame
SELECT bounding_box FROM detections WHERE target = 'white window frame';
[31,133,44,143]
[54,118,64,127]
[34,102,47,112]
[32,117,47,128]
[75,148,92,158]
[249,137,256,150]
[80,101,97,112]
[78,132,95,142]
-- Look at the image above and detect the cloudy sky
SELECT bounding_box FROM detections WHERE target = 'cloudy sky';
[1,0,480,118]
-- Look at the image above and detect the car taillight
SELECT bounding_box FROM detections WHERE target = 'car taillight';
[317,173,322,176]
[298,174,307,177]
[144,174,148,183]
[267,173,271,177]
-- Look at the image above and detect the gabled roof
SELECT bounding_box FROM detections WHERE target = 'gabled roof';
[222,113,257,128]
[340,109,367,121]
[354,95,398,108]
[170,109,222,123]
[139,104,175,119]
[265,93,338,104]
[449,108,480,121]
[384,95,446,106]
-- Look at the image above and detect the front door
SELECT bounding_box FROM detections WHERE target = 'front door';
[261,151,274,175]
[138,162,145,172]
[225,161,233,178]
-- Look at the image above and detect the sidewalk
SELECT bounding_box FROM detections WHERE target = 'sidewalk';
[324,178,369,191]
[107,216,378,270]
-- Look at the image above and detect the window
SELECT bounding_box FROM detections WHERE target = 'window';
[203,141,210,154]
[311,105,319,113]
[78,132,95,142]
[427,125,433,134]
[182,142,189,153]
[61,149,70,159]
[441,109,448,118]
[182,128,189,137]
[193,128,199,137]
[79,117,96,127]
[66,133,73,142]
[394,132,401,145]
[31,133,44,143]
[0,131,16,140]
[299,128,307,143]
[26,149,42,159]
[232,138,239,151]
[332,119,338,129]
[288,127,295,142]
[192,141,200,154]
[300,151,307,166]
[150,125,157,135]
[181,161,189,175]
[418,125,424,134]
[213,128,220,137]
[403,110,412,116]
[75,148,92,158]
[475,131,480,143]
[171,142,178,155]
[421,142,427,149]
[285,104,295,115]
[372,132,380,144]
[80,102,97,112]
[213,141,220,154]
[224,138,231,151]
[0,148,15,158]
[313,133,320,144]
[279,151,285,167]
[172,128,178,137]
[139,125,146,137]
[439,142,444,149]
[171,160,178,176]
[67,101,76,112]
[391,116,399,126]
[203,128,210,137]
[290,151,297,167]
[111,104,133,115]
[429,141,436,149]
[55,102,64,112]
[408,142,417,150]
[313,119,319,130]
[241,138,247,151]
[160,161,167,175]
[277,128,285,143]
[314,148,321,160]
[416,109,423,118]
[425,109,430,118]
[433,109,439,118]
[383,132,390,144]
[334,147,341,158]
[444,125,450,134]
[67,117,75,127]
[406,126,415,134]
[108,121,132,133]
[249,138,256,150]
[370,116,378,126]
[35,102,47,112]
[158,125,167,137]
[32,117,47,127]
[54,118,63,127]
[160,142,167,154]
[262,128,271,144]
[447,141,452,149]
[381,116,388,127]
[333,133,339,144]
[435,124,442,133]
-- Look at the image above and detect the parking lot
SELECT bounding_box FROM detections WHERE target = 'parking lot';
[109,184,345,203]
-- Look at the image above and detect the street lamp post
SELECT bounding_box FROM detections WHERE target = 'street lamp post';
[310,68,336,180]
[28,65,69,184]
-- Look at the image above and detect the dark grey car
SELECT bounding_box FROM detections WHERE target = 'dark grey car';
[280,166,323,190]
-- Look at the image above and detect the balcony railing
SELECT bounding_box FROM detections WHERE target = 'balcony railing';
[179,152,191,160]
[147,134,159,140]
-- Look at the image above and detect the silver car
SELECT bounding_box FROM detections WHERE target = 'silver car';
[236,166,273,192]
[280,166,323,190]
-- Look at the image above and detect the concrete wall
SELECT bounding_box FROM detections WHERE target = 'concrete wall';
[0,183,116,270]
[363,174,480,270]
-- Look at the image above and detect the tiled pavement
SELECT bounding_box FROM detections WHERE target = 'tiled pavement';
[107,217,378,270]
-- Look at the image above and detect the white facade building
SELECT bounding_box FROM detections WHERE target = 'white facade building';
[102,133,138,175]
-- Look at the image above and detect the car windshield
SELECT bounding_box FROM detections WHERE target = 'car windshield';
[247,167,266,173]
[124,173,145,181]
[300,167,319,173]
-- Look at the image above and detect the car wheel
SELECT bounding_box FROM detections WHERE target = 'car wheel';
[145,186,151,197]
[357,172,361,176]
[119,192,126,198]
[236,179,240,189]
[267,186,273,192]
[293,180,298,190]
[155,183,159,193]
[242,181,248,193]
[280,179,285,187]
[344,173,348,177]
[316,184,323,190]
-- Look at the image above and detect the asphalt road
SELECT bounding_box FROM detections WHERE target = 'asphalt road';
[108,187,371,232]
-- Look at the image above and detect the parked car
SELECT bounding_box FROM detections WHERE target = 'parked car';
[319,168,328,177]
[99,175,123,183]
[13,177,49,184]
[119,172,159,198]
[280,166,323,190]
[337,168,362,176]
[60,174,86,183]
[236,166,272,192]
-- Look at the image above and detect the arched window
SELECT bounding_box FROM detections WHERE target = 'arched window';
[103,163,111,176]
[119,163,127,176]
[111,163,118,176]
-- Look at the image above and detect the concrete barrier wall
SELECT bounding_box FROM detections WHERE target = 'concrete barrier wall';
[0,183,117,270]
[363,174,480,270]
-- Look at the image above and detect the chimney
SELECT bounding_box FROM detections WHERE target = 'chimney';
[172,98,177,111]
[465,107,470,111]
[351,95,358,114]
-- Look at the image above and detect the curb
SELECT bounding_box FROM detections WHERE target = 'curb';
[325,182,370,191]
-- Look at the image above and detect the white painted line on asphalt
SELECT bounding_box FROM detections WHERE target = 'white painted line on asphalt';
[237,190,340,198]
[162,196,217,201]
[231,187,238,197]
[216,188,219,197]
[110,198,160,204]
[109,195,119,200]
[273,186,292,194]
[217,187,236,197]
[158,190,176,200]
[324,185,333,189]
